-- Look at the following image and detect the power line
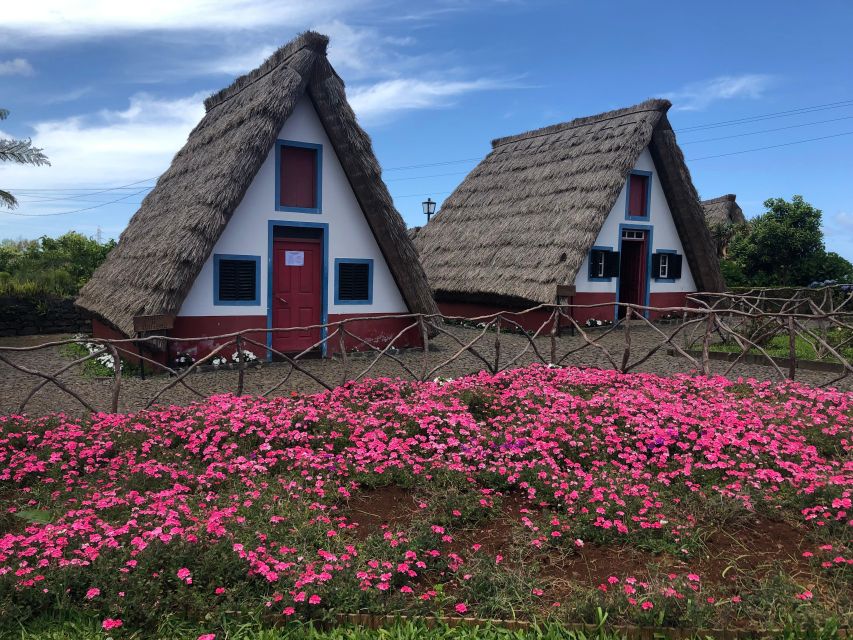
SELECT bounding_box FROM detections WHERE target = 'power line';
[5,98,853,213]
[680,114,853,145]
[687,130,853,161]
[386,169,471,182]
[2,187,150,217]
[383,157,481,172]
[9,97,853,196]
[676,98,853,132]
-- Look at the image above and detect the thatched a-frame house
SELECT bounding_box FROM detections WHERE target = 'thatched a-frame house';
[702,194,746,258]
[78,32,437,359]
[413,99,723,326]
[702,194,746,227]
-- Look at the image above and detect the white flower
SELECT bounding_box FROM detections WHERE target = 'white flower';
[231,349,257,363]
[212,356,227,367]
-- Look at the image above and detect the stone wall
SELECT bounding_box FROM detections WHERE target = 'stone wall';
[0,295,90,337]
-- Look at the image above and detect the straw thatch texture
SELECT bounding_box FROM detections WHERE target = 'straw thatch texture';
[702,194,746,227]
[414,99,724,304]
[78,32,436,337]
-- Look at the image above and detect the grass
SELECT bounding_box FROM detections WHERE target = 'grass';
[709,330,853,363]
[3,617,846,640]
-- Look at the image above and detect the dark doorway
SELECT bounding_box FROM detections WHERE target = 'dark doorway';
[617,229,648,318]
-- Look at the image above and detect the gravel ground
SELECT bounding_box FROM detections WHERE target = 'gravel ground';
[2,322,851,418]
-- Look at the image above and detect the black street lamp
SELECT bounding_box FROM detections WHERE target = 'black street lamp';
[422,197,436,223]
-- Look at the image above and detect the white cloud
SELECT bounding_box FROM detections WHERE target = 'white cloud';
[0,92,207,198]
[200,45,278,76]
[349,77,511,123]
[316,20,415,79]
[0,58,34,76]
[0,0,362,45]
[664,74,775,111]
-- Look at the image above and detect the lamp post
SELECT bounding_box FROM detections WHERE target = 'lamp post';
[422,197,436,223]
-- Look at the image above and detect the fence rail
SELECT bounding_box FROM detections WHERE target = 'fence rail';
[2,288,853,415]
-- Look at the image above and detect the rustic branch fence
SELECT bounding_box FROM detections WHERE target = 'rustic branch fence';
[2,286,853,415]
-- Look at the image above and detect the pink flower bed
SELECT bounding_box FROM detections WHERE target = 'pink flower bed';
[0,364,850,631]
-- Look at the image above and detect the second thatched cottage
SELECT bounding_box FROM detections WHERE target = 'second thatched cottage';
[702,194,746,258]
[413,99,724,327]
[78,32,437,360]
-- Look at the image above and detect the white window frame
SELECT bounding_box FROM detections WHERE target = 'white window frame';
[658,253,670,279]
[593,251,606,278]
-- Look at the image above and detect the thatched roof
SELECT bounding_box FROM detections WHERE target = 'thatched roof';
[407,226,423,242]
[702,194,746,227]
[414,99,724,305]
[78,32,437,337]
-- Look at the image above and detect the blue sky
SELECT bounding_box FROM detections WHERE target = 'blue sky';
[1,0,852,258]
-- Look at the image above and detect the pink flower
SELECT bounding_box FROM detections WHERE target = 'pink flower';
[796,590,813,601]
[102,619,123,630]
[687,573,700,582]
[283,606,295,616]
[85,587,100,600]
[215,587,226,595]
[198,635,216,640]
[455,603,468,614]
[641,601,654,610]
[308,594,321,605]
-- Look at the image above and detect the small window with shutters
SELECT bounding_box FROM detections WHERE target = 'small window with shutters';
[276,140,322,213]
[626,171,651,219]
[214,255,260,305]
[588,247,619,281]
[652,252,683,281]
[335,259,373,305]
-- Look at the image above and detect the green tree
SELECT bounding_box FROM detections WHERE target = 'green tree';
[0,232,115,295]
[725,195,853,287]
[0,108,50,208]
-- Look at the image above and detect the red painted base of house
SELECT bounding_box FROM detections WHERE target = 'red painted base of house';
[438,291,692,331]
[92,314,423,367]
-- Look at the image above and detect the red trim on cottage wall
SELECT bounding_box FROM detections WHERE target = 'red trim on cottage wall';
[93,314,422,363]
[326,313,421,355]
[438,291,691,329]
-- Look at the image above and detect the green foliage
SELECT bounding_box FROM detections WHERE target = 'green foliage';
[0,108,50,209]
[0,232,115,296]
[724,196,853,288]
[3,616,846,640]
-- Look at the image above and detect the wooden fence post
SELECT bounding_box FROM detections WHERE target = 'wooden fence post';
[109,344,122,414]
[493,316,502,374]
[621,307,632,372]
[550,311,558,365]
[419,316,429,381]
[235,335,245,396]
[701,312,714,376]
[787,314,797,380]
[338,325,348,386]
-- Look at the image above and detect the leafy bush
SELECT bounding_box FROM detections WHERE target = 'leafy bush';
[0,232,115,297]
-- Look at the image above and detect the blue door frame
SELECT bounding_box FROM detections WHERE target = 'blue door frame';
[615,223,653,320]
[267,220,330,359]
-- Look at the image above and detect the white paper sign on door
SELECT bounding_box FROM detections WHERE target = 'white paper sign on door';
[285,251,304,266]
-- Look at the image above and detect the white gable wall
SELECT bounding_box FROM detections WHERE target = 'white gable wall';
[179,97,407,317]
[573,147,696,294]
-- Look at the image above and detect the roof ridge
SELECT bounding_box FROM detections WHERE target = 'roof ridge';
[491,98,671,149]
[702,194,737,204]
[204,31,328,111]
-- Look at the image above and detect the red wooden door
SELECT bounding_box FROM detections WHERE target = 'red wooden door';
[618,234,647,318]
[272,238,322,353]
